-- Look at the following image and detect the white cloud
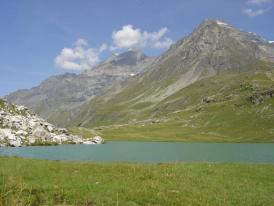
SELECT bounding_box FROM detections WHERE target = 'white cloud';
[55,39,107,71]
[111,25,173,50]
[247,0,272,5]
[112,25,142,48]
[99,43,108,52]
[243,7,271,17]
[154,38,174,49]
[74,38,88,47]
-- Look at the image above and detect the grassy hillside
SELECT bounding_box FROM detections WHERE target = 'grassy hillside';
[70,63,274,142]
[67,21,274,143]
[1,157,274,205]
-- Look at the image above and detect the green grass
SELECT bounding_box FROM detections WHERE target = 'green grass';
[92,97,274,142]
[70,91,274,142]
[30,140,59,146]
[1,157,274,206]
[69,127,99,139]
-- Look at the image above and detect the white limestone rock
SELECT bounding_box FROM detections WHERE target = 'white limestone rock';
[83,140,96,145]
[9,139,22,147]
[91,136,104,144]
[0,99,89,147]
[32,127,52,140]
[83,136,105,145]
[16,130,28,136]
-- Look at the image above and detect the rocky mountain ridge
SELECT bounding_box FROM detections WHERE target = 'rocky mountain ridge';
[6,50,155,126]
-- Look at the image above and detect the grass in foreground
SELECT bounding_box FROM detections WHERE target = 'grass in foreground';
[1,157,274,205]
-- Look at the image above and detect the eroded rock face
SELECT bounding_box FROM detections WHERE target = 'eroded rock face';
[0,99,95,147]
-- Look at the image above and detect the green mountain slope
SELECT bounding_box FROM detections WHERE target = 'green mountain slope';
[70,62,274,142]
[69,20,274,142]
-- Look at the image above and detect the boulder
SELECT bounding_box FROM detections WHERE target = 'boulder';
[71,135,83,144]
[54,134,69,142]
[0,129,15,140]
[83,136,104,144]
[83,140,96,145]
[58,128,69,134]
[0,111,7,116]
[47,125,54,132]
[28,136,37,144]
[32,127,52,140]
[202,96,215,103]
[17,105,28,111]
[0,129,22,147]
[91,136,104,144]
[16,130,28,136]
[9,139,22,147]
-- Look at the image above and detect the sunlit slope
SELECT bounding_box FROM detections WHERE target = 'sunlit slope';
[68,20,274,141]
[69,62,274,142]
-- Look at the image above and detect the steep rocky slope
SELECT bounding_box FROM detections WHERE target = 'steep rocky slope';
[7,50,155,126]
[67,20,274,141]
[0,99,86,146]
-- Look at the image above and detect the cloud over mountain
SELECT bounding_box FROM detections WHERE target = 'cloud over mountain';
[55,25,173,70]
[55,39,107,71]
[243,7,271,17]
[111,25,173,50]
[243,0,272,17]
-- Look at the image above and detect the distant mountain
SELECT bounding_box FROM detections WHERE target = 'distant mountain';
[6,50,155,126]
[68,20,274,142]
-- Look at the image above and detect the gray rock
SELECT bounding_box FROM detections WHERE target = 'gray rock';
[83,136,104,145]
[47,125,54,132]
[16,130,27,136]
[58,128,68,134]
[249,89,274,104]
[9,139,22,147]
[202,96,215,103]
[91,136,104,144]
[0,99,87,147]
[32,127,51,140]
[83,140,96,145]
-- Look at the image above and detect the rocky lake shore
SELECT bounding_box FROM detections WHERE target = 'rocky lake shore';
[0,99,104,147]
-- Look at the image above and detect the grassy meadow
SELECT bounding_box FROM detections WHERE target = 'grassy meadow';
[1,157,274,206]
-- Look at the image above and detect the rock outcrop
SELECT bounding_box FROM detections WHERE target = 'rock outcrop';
[249,89,274,104]
[83,136,104,145]
[0,99,104,147]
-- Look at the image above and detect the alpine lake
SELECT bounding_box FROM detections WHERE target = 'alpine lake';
[1,141,274,163]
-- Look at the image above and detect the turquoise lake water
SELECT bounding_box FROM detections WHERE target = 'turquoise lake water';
[0,141,274,163]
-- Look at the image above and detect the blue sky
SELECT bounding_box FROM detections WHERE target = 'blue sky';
[0,0,273,96]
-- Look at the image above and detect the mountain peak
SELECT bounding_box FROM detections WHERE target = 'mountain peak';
[105,49,147,66]
[197,19,234,30]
